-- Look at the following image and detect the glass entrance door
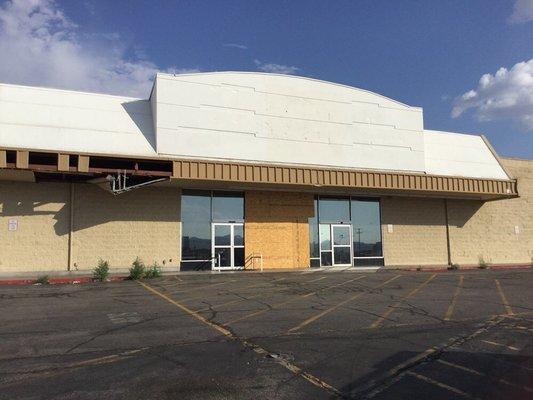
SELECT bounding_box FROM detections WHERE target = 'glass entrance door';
[331,225,352,266]
[319,224,353,267]
[212,223,244,270]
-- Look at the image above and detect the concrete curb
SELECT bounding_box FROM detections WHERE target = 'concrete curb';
[0,276,129,285]
[395,264,533,272]
[0,264,531,285]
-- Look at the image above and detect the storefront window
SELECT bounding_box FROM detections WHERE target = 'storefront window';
[212,191,244,222]
[309,196,383,267]
[318,197,350,222]
[351,199,382,257]
[309,197,319,259]
[181,190,212,261]
[181,190,244,263]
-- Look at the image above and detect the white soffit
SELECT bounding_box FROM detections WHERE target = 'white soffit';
[0,83,156,157]
[152,72,427,173]
[424,130,509,179]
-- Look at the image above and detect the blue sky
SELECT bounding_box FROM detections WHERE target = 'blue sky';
[0,0,532,158]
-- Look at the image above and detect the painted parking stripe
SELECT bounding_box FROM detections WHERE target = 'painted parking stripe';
[164,279,237,294]
[193,275,329,313]
[494,279,514,316]
[438,359,533,392]
[369,273,437,329]
[437,359,483,375]
[287,274,402,333]
[178,277,287,303]
[481,339,520,351]
[224,275,368,325]
[444,274,464,321]
[138,281,344,398]
[406,371,478,399]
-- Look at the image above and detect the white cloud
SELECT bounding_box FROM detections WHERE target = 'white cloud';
[254,59,299,75]
[508,0,533,24]
[451,59,533,131]
[222,43,248,50]
[0,0,198,97]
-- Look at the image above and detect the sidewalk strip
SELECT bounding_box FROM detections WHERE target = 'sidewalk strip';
[494,279,514,316]
[138,280,344,399]
[444,275,464,321]
[287,274,402,333]
[369,274,436,329]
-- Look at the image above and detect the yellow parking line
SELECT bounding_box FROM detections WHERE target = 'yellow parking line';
[224,275,368,325]
[193,276,327,313]
[178,278,287,303]
[406,371,477,399]
[494,279,514,316]
[444,274,464,321]
[305,276,328,283]
[481,339,519,351]
[437,359,483,375]
[138,281,343,398]
[438,360,532,393]
[167,279,238,296]
[287,274,402,333]
[369,273,437,329]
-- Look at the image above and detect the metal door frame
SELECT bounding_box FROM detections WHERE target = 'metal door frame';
[331,224,353,267]
[211,223,244,270]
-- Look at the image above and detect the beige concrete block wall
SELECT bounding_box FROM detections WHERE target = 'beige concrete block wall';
[245,191,313,269]
[71,184,181,271]
[381,197,449,266]
[0,182,70,272]
[448,158,532,265]
[0,181,181,274]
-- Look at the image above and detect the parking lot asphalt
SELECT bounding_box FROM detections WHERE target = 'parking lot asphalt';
[0,268,532,399]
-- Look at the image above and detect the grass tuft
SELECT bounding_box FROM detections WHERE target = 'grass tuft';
[34,275,49,285]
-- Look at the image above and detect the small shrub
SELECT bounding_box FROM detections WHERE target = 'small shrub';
[478,256,488,269]
[144,262,162,279]
[448,263,459,271]
[35,275,49,285]
[129,257,146,280]
[93,259,110,282]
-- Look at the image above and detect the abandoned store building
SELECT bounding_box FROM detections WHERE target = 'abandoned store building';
[0,72,531,274]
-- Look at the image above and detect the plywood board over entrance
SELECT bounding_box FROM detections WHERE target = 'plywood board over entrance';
[244,191,314,269]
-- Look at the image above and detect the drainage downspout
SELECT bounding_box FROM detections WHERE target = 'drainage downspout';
[67,183,74,271]
[444,199,452,266]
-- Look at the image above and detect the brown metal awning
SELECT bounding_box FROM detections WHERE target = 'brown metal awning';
[0,147,518,200]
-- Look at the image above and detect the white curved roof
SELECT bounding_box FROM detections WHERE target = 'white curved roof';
[0,72,510,180]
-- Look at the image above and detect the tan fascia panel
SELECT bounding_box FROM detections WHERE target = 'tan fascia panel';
[171,159,517,199]
[0,146,519,198]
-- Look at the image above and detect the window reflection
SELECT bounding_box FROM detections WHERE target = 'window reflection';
[181,190,211,260]
[310,196,383,266]
[351,199,382,257]
[181,190,244,262]
[318,197,350,222]
[309,197,319,258]
[212,191,244,221]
